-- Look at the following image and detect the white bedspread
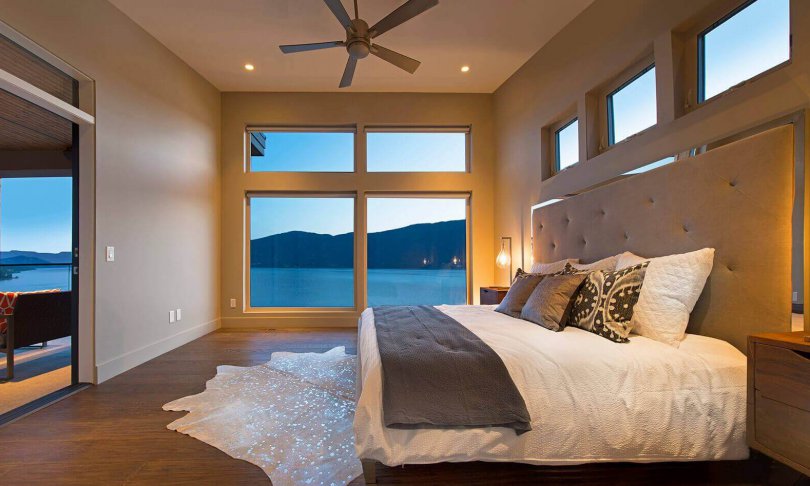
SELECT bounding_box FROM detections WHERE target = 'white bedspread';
[354,305,748,466]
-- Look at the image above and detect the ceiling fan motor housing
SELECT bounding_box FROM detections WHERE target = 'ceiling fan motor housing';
[346,19,371,59]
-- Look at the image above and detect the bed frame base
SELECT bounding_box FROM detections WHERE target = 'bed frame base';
[357,454,796,485]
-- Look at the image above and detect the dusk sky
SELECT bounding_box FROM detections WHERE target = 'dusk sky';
[703,0,789,100]
[1,177,72,254]
[250,131,466,172]
[610,65,657,144]
[366,132,466,172]
[557,119,579,170]
[251,196,466,239]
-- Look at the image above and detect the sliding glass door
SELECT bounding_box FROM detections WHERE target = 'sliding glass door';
[0,172,77,416]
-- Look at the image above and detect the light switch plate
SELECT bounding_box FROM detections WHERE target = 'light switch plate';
[106,246,115,262]
[230,298,237,309]
[176,308,182,321]
[793,291,799,303]
[169,310,176,323]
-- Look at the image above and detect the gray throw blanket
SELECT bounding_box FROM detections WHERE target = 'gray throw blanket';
[373,306,531,435]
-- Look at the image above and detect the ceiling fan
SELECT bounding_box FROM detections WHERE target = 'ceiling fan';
[279,0,439,88]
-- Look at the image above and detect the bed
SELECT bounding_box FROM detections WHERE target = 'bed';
[353,125,796,481]
[357,304,748,466]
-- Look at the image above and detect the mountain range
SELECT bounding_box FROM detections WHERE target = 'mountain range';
[251,219,465,270]
[0,250,72,265]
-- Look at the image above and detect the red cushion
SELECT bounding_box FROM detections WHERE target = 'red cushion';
[0,292,19,334]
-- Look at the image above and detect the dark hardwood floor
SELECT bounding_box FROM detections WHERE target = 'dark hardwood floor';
[0,328,806,485]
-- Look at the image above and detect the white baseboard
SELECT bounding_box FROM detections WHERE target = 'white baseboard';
[95,318,220,383]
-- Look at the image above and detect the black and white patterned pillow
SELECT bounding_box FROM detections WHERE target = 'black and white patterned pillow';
[568,262,648,343]
[558,262,586,275]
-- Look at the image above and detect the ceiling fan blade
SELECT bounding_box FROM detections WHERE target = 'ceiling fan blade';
[339,56,357,88]
[370,44,420,74]
[279,41,344,54]
[323,0,353,31]
[369,0,439,38]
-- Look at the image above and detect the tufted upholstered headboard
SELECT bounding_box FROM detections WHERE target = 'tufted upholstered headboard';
[532,125,795,352]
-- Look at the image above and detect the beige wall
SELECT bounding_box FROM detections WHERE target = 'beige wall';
[221,92,495,327]
[0,0,221,382]
[493,0,810,292]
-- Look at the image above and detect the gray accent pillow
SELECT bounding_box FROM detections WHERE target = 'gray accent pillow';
[494,269,544,318]
[568,262,649,343]
[520,273,587,331]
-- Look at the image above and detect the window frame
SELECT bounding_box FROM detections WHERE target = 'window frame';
[552,117,579,173]
[244,191,358,312]
[696,0,791,104]
[364,126,472,173]
[244,126,358,173]
[364,192,472,306]
[606,62,657,146]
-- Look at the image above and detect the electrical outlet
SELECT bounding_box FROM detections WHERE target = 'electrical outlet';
[229,298,237,309]
[169,310,176,323]
[106,246,115,262]
[176,308,182,321]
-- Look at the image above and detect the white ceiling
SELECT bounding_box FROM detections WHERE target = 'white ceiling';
[110,0,593,93]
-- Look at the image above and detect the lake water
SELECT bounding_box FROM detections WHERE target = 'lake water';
[0,266,466,306]
[250,268,467,307]
[0,266,72,293]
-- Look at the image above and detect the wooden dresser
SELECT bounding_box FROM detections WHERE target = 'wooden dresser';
[480,286,509,305]
[748,332,810,476]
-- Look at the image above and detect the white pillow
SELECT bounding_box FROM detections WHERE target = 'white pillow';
[570,254,620,272]
[616,248,715,347]
[530,258,579,275]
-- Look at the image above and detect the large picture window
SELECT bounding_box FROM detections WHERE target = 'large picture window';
[366,129,468,172]
[698,0,790,102]
[248,195,354,308]
[366,196,468,306]
[248,130,354,172]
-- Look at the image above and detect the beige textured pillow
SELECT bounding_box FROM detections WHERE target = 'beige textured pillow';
[530,258,579,275]
[570,254,620,272]
[616,248,715,347]
[520,273,587,331]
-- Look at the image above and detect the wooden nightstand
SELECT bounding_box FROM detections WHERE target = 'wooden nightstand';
[480,286,509,305]
[748,332,810,476]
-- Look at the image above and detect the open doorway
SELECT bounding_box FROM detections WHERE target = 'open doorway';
[0,31,83,418]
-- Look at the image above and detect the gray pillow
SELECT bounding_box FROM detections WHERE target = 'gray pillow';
[520,273,587,331]
[494,269,544,318]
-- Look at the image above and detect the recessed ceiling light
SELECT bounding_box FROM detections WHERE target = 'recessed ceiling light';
[460,65,470,73]
[244,63,255,71]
